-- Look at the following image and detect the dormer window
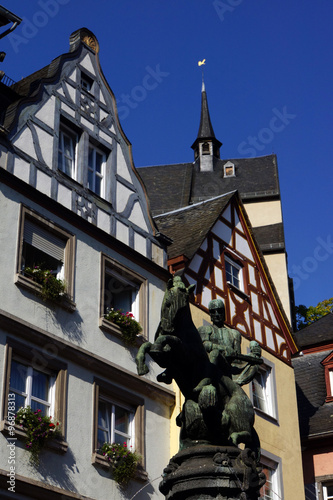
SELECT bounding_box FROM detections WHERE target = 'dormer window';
[81,72,94,93]
[224,161,235,177]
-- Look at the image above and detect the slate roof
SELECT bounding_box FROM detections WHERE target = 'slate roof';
[294,313,333,350]
[252,223,285,252]
[292,314,333,440]
[138,154,284,252]
[154,192,235,260]
[138,154,280,215]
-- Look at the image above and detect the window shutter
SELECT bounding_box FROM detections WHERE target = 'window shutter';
[24,219,65,262]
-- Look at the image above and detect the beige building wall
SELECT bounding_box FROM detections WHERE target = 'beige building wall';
[241,338,305,500]
[244,200,282,227]
[265,253,291,322]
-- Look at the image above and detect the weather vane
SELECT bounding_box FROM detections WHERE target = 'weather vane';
[198,59,206,86]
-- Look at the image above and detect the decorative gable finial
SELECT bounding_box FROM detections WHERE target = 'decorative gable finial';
[69,28,99,54]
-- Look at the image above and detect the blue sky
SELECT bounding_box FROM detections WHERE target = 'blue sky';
[1,0,332,309]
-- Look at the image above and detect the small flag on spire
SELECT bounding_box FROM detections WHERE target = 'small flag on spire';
[198,59,206,67]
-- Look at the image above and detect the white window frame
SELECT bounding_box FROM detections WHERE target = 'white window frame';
[223,161,235,177]
[225,255,243,291]
[105,267,140,321]
[260,455,281,500]
[10,358,56,417]
[58,125,77,179]
[97,397,135,449]
[100,254,147,337]
[250,358,278,421]
[88,145,105,197]
[323,483,333,500]
[329,369,333,395]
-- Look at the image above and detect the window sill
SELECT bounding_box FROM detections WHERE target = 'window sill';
[253,407,279,425]
[15,274,76,312]
[227,282,250,302]
[99,317,147,346]
[0,419,68,454]
[92,452,148,482]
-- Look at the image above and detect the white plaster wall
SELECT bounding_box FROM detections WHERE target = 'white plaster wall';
[116,182,133,214]
[116,143,132,182]
[129,202,149,232]
[13,157,30,184]
[35,126,53,167]
[35,96,55,130]
[14,128,37,160]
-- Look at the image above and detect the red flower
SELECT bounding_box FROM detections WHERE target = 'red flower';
[49,423,55,428]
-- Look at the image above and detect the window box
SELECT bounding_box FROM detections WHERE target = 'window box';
[0,419,68,454]
[16,206,75,310]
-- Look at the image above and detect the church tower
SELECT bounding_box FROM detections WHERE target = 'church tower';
[191,80,222,171]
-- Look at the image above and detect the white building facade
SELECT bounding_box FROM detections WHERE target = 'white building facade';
[0,28,174,500]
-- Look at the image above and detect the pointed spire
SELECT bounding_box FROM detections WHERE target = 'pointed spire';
[191,81,222,169]
[196,81,216,140]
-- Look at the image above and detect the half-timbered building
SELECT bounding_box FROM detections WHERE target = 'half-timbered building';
[0,28,174,500]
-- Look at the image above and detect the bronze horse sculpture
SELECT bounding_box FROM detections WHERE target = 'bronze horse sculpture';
[136,276,261,458]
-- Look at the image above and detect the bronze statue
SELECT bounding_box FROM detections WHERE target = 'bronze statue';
[136,276,263,459]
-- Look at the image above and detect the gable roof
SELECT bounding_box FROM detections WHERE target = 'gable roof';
[293,313,333,351]
[138,154,280,211]
[155,192,235,260]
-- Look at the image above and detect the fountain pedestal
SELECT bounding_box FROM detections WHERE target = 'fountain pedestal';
[159,445,265,500]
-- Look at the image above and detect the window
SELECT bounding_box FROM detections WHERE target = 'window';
[58,126,77,178]
[251,361,277,420]
[16,207,75,302]
[10,359,55,416]
[100,254,147,336]
[321,353,333,402]
[81,72,94,92]
[97,399,134,450]
[224,161,235,177]
[2,339,67,445]
[260,459,280,500]
[225,255,243,290]
[323,484,333,500]
[88,145,105,196]
[93,378,144,468]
